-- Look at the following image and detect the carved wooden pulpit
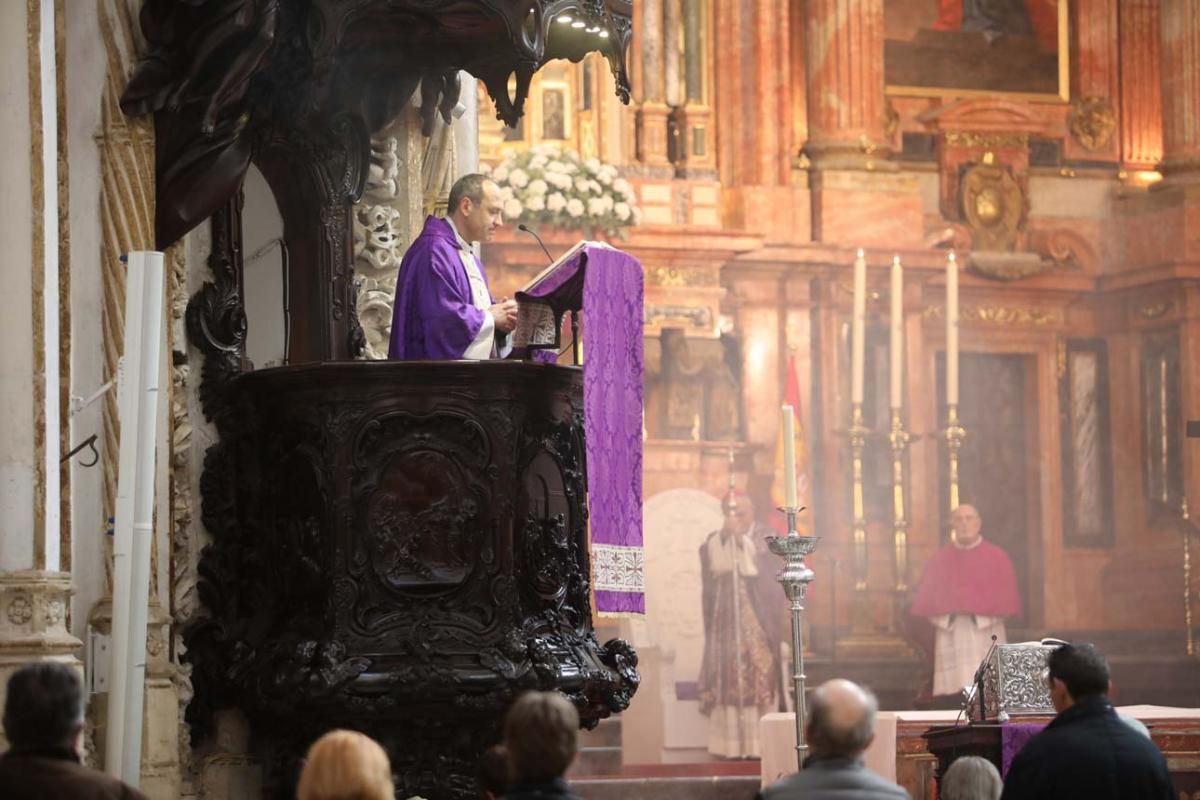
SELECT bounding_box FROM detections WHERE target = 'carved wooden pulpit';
[119,1,638,797]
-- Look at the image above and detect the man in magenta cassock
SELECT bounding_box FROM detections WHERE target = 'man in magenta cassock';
[388,174,518,360]
[910,504,1022,697]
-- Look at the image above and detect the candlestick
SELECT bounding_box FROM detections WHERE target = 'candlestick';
[890,255,903,410]
[889,410,910,593]
[945,404,966,513]
[946,251,959,407]
[767,505,818,771]
[849,403,868,594]
[851,249,866,406]
[782,405,798,509]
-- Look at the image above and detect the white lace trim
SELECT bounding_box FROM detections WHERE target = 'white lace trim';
[592,544,645,592]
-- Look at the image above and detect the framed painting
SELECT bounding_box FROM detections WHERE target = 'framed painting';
[884,0,1069,101]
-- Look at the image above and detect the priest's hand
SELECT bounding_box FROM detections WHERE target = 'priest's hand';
[490,298,518,333]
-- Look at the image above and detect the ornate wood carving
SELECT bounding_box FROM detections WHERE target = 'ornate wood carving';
[120,0,633,251]
[181,361,638,799]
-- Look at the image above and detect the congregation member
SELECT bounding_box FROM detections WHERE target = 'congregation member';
[941,755,1002,800]
[0,661,146,799]
[389,173,517,360]
[297,729,394,800]
[1000,643,1173,800]
[502,691,583,800]
[910,503,1021,697]
[757,678,909,800]
[478,743,509,800]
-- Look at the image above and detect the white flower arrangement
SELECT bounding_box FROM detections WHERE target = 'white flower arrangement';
[482,144,642,238]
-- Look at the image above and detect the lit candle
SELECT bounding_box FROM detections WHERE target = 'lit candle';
[781,404,798,509]
[890,255,903,410]
[851,249,866,406]
[946,251,959,407]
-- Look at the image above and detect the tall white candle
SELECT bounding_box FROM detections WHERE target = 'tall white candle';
[947,251,959,407]
[781,404,798,509]
[851,249,866,405]
[890,255,903,410]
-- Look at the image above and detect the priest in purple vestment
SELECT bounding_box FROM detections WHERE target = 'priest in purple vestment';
[388,174,518,360]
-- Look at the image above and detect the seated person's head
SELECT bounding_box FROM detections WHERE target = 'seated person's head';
[941,755,1002,800]
[502,691,579,785]
[478,743,509,800]
[805,679,877,760]
[1046,642,1110,712]
[297,729,393,800]
[3,662,85,754]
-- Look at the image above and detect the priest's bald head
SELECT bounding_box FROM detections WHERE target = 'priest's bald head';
[951,504,983,546]
[806,679,878,759]
[448,173,503,244]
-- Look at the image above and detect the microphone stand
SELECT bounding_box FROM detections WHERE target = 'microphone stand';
[972,633,999,722]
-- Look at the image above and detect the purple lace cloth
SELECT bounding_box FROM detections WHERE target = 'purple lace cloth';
[1001,722,1046,776]
[579,246,644,615]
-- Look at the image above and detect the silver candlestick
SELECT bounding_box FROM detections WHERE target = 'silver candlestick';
[767,507,819,772]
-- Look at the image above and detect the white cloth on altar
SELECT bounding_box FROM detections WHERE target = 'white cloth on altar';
[929,612,1006,696]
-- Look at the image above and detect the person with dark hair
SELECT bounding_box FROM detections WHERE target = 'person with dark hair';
[389,172,518,360]
[478,743,509,800]
[502,691,582,800]
[999,643,1174,800]
[0,661,147,799]
[757,679,909,800]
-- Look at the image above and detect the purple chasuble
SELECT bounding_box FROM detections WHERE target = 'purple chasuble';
[388,216,493,360]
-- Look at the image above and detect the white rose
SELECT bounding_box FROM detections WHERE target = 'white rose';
[493,165,509,182]
[552,173,573,190]
[547,192,567,212]
[600,195,614,212]
[546,160,566,173]
[589,180,602,193]
[504,198,523,218]
[613,178,632,195]
[508,168,529,188]
[574,177,592,193]
[525,195,546,212]
[499,185,515,201]
[527,178,548,196]
[562,161,578,174]
[614,201,631,221]
[566,198,585,217]
[597,170,613,186]
[530,155,548,170]
[585,158,601,172]
[587,197,607,216]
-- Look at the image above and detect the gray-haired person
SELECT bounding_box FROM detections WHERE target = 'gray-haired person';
[0,661,146,799]
[757,678,910,800]
[942,756,1002,800]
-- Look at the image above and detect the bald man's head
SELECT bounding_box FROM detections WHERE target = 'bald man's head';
[951,504,982,546]
[806,679,877,759]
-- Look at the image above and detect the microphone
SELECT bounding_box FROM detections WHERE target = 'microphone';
[518,223,554,264]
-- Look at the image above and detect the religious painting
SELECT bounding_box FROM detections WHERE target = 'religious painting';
[1059,340,1114,547]
[884,0,1069,100]
[541,86,568,140]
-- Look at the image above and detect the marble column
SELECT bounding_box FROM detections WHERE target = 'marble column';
[0,0,81,748]
[683,0,703,104]
[637,0,671,168]
[803,0,891,169]
[1120,0,1163,170]
[1159,0,1200,183]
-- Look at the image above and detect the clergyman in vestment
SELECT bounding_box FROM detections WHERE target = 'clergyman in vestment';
[388,174,518,360]
[697,491,778,758]
[910,504,1021,697]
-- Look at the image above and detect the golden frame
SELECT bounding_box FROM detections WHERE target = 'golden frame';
[884,0,1070,103]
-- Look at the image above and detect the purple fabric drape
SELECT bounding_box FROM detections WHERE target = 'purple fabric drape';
[1001,722,1046,776]
[581,246,645,615]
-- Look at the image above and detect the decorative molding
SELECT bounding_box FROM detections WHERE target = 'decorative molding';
[645,265,720,287]
[961,162,1026,252]
[945,132,1029,149]
[644,304,713,329]
[1137,301,1173,320]
[924,305,1061,327]
[1069,96,1116,152]
[0,571,80,655]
